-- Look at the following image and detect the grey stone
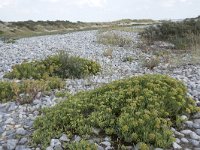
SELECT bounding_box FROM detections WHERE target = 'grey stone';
[194,119,200,124]
[33,99,41,105]
[176,138,180,143]
[193,123,200,129]
[172,142,182,149]
[50,139,61,147]
[193,113,200,119]
[19,137,28,144]
[180,129,192,135]
[16,128,26,135]
[5,118,14,124]
[191,139,200,146]
[196,129,200,135]
[59,134,70,142]
[97,145,104,150]
[101,141,111,147]
[74,135,81,142]
[181,138,189,143]
[7,139,18,150]
[174,131,184,137]
[15,145,26,150]
[185,121,193,128]
[190,132,200,140]
[8,103,17,111]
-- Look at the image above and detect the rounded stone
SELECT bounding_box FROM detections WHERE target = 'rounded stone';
[16,128,26,135]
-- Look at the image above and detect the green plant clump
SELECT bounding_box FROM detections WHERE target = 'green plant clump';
[140,18,200,49]
[32,74,199,149]
[4,51,101,79]
[0,77,64,104]
[68,140,97,150]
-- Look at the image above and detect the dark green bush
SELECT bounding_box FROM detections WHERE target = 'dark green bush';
[4,51,101,79]
[140,18,200,49]
[32,74,199,149]
[0,77,64,104]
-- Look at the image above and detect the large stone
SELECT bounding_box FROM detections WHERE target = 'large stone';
[172,142,182,149]
[191,139,200,146]
[185,121,193,128]
[193,123,200,129]
[7,139,18,150]
[50,139,61,147]
[196,129,200,135]
[101,141,111,147]
[180,129,192,135]
[190,132,200,140]
[16,128,26,135]
[59,134,70,142]
[181,138,189,143]
[15,145,26,150]
[18,137,28,144]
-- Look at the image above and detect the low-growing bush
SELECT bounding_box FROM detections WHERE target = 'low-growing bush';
[32,74,199,149]
[4,51,101,79]
[97,31,132,47]
[140,18,200,49]
[0,77,64,104]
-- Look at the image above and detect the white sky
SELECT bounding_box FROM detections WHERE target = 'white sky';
[0,0,200,22]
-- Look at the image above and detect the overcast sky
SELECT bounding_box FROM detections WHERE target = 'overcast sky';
[0,0,200,22]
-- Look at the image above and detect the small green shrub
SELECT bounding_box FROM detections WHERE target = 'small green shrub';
[68,140,97,150]
[97,32,132,47]
[4,51,101,79]
[0,77,64,104]
[140,18,200,49]
[32,74,199,149]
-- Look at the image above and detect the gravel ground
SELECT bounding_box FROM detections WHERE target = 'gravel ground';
[0,30,200,150]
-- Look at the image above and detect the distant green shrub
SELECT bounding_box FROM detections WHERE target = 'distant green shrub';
[4,51,101,79]
[0,77,64,104]
[140,18,200,49]
[32,74,199,149]
[97,32,132,47]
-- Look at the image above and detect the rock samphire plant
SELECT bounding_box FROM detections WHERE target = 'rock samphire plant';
[32,74,199,149]
[4,51,101,79]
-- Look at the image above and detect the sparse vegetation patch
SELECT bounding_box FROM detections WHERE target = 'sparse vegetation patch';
[97,31,132,47]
